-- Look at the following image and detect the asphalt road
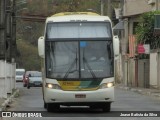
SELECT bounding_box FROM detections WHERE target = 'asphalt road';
[2,82,160,120]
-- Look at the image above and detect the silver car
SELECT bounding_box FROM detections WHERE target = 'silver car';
[27,71,42,89]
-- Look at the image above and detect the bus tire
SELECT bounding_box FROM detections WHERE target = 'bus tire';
[47,103,59,112]
[27,85,30,89]
[47,103,53,112]
[44,102,47,109]
[102,103,111,112]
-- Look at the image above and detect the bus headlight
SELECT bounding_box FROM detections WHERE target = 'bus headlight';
[46,83,61,90]
[99,82,114,89]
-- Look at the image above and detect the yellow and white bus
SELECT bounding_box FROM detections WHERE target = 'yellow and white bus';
[38,12,119,112]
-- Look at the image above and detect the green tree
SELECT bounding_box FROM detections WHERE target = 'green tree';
[136,11,160,49]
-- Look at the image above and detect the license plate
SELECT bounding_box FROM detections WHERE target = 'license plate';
[75,94,86,98]
[35,83,40,86]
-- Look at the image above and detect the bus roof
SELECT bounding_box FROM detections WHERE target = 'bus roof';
[52,12,100,17]
[46,12,111,23]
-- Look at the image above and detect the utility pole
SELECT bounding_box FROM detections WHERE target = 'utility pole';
[0,0,6,60]
[11,0,16,62]
[101,0,104,15]
[6,0,12,62]
[156,0,159,10]
[107,0,111,18]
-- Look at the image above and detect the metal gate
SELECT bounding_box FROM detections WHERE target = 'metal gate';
[138,59,149,88]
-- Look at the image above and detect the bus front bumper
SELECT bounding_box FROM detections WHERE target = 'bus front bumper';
[44,87,114,104]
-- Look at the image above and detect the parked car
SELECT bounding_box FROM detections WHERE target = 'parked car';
[26,71,42,89]
[15,69,25,82]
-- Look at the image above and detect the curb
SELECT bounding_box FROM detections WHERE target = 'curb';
[0,89,19,111]
[116,85,160,99]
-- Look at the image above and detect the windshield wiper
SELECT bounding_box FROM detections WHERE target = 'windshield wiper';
[64,49,78,79]
[83,57,97,79]
[63,58,78,78]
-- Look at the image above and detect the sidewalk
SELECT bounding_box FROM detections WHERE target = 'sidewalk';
[116,84,160,99]
[0,89,19,111]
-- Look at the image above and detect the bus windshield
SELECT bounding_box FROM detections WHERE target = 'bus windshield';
[46,41,114,79]
[16,71,24,76]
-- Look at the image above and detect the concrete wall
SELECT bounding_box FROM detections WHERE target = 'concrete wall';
[128,59,135,87]
[123,0,152,17]
[0,60,16,98]
[150,53,158,88]
[115,54,123,84]
[157,52,160,89]
[148,0,160,11]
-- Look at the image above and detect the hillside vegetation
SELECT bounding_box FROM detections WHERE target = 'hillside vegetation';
[16,39,41,70]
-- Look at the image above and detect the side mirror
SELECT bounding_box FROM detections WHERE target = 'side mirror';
[113,35,120,56]
[38,36,45,58]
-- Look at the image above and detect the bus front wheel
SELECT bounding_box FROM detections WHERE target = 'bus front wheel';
[102,103,111,112]
[44,102,47,109]
[47,103,59,112]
